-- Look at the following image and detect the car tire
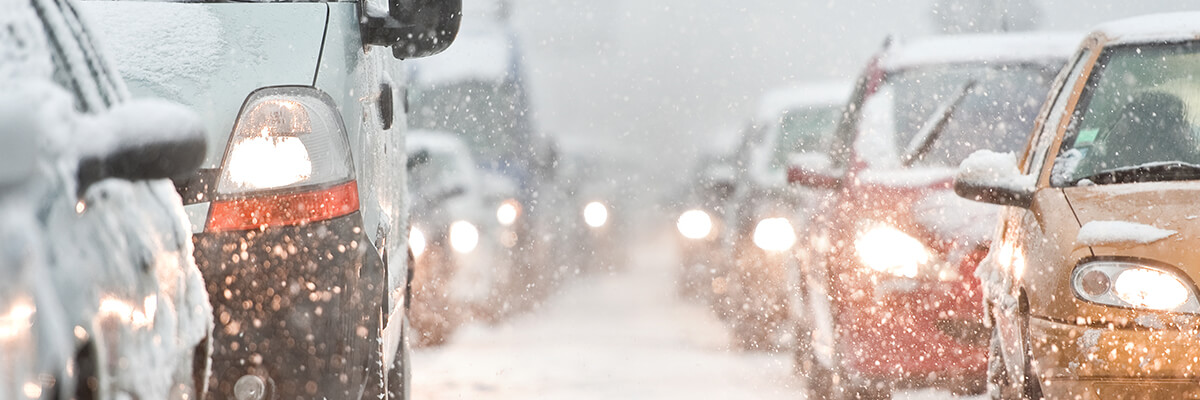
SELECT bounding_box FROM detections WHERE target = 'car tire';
[1019,304,1043,400]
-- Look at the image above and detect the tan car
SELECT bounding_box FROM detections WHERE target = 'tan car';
[956,12,1200,400]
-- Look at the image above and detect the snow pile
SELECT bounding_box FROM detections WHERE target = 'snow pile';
[1077,220,1176,247]
[955,150,1034,194]
[881,32,1079,71]
[77,98,205,160]
[1096,12,1200,45]
[913,191,999,246]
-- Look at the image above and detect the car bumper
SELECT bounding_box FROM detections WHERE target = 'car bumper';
[194,211,385,399]
[1031,316,1200,399]
[837,278,987,382]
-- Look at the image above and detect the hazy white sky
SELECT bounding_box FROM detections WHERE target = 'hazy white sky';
[497,0,1196,195]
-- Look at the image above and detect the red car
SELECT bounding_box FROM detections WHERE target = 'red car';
[788,33,1077,398]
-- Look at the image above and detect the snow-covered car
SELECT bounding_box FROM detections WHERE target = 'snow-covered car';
[787,33,1077,398]
[406,130,509,345]
[80,0,460,398]
[956,13,1200,399]
[715,81,849,350]
[0,0,213,397]
[407,0,566,308]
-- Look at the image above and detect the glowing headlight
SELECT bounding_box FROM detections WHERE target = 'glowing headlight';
[854,225,929,278]
[677,209,714,239]
[449,221,479,253]
[409,227,427,258]
[584,201,609,228]
[497,199,520,226]
[0,302,33,340]
[753,218,796,252]
[1073,261,1198,312]
[224,135,312,189]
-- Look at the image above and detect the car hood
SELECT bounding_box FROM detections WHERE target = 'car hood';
[1063,182,1199,263]
[80,1,328,168]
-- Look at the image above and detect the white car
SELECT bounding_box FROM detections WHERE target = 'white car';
[0,0,213,398]
[81,0,461,398]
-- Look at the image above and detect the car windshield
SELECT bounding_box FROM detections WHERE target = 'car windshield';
[858,63,1057,169]
[408,148,467,198]
[769,104,841,172]
[1051,41,1200,186]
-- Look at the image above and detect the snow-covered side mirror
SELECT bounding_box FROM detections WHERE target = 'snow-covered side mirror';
[361,0,462,59]
[786,152,841,190]
[953,150,1035,208]
[76,99,206,196]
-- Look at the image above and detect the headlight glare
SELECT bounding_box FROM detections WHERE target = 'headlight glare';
[449,221,479,253]
[1072,261,1198,313]
[753,218,796,252]
[497,199,520,226]
[409,227,426,258]
[854,225,928,278]
[677,209,714,239]
[584,201,609,228]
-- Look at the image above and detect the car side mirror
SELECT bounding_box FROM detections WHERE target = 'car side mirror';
[76,99,206,196]
[786,152,842,190]
[407,149,431,170]
[361,0,462,60]
[953,150,1034,208]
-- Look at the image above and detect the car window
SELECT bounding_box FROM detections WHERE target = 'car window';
[1025,48,1092,177]
[855,62,1059,169]
[32,0,122,111]
[1050,41,1200,186]
[770,105,840,169]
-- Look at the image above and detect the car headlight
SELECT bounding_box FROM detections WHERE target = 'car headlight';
[584,201,609,228]
[449,221,479,253]
[409,227,427,258]
[0,302,33,340]
[854,225,929,278]
[496,199,520,226]
[677,209,714,239]
[1072,261,1199,313]
[753,218,796,252]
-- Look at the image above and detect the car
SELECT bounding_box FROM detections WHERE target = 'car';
[406,130,509,345]
[674,151,739,299]
[80,0,461,398]
[715,81,850,350]
[787,33,1078,398]
[407,0,565,308]
[0,0,212,397]
[955,13,1200,399]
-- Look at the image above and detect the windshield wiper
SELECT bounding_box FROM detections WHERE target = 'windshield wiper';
[901,80,978,167]
[1074,161,1200,185]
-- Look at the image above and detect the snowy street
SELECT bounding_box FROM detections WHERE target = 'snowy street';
[412,230,982,400]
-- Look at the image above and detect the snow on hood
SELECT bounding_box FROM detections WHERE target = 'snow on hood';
[956,150,1035,194]
[913,190,999,246]
[410,23,515,86]
[754,81,851,122]
[881,32,1081,71]
[1077,220,1177,247]
[1095,11,1200,45]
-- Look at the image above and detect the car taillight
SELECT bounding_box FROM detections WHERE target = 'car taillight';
[206,87,358,232]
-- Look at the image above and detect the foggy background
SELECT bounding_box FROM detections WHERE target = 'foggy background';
[487,0,1195,203]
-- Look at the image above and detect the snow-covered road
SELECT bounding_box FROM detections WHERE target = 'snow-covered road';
[412,231,982,400]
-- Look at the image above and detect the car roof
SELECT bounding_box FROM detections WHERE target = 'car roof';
[880,32,1082,71]
[408,129,471,156]
[1094,12,1200,46]
[755,81,851,122]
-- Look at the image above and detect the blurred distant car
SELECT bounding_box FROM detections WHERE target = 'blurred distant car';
[82,0,461,397]
[675,152,738,298]
[407,131,509,345]
[716,82,849,349]
[957,14,1200,399]
[788,33,1076,398]
[408,1,569,307]
[0,0,212,397]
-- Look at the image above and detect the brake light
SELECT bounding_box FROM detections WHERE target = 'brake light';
[206,87,358,232]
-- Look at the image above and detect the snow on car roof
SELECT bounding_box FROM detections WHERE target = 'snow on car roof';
[1095,12,1200,45]
[409,23,515,86]
[754,81,851,122]
[881,32,1081,70]
[408,129,471,155]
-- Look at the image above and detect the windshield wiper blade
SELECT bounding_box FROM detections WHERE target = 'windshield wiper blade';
[1075,161,1200,185]
[901,79,978,167]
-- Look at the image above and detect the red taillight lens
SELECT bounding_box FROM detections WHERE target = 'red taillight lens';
[206,181,360,232]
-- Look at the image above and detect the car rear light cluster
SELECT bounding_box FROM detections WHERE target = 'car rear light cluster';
[206,87,358,232]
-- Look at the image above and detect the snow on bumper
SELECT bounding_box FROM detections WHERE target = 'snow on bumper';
[193,211,385,399]
[1031,316,1200,398]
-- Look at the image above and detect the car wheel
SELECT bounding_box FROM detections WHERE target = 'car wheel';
[1019,304,1043,400]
